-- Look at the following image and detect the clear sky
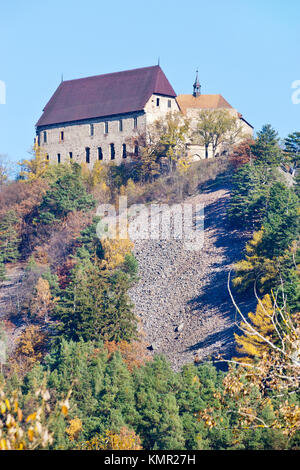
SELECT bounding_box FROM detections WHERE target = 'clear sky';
[0,0,299,168]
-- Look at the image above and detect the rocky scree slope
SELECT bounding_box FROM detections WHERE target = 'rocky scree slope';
[129,182,253,371]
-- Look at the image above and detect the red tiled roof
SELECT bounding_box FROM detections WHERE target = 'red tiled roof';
[176,94,233,114]
[36,66,176,127]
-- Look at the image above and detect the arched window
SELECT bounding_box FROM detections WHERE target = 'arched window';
[98,147,103,160]
[122,144,127,159]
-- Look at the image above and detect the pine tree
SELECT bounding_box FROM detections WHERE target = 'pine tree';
[0,210,21,263]
[0,254,6,281]
[251,124,282,166]
[37,164,95,225]
[55,258,137,343]
[100,271,138,342]
[55,257,106,342]
[259,182,299,258]
[283,131,300,172]
[227,163,271,228]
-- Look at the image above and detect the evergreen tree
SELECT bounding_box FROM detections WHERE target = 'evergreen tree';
[259,182,299,258]
[55,257,106,342]
[227,163,271,228]
[99,270,138,342]
[251,124,282,166]
[0,210,20,262]
[0,254,6,281]
[76,217,103,260]
[55,258,137,343]
[283,131,300,172]
[36,164,95,225]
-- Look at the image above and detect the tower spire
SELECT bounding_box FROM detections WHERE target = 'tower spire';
[193,69,201,97]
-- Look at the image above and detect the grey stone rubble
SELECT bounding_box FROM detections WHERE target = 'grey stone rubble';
[128,184,253,371]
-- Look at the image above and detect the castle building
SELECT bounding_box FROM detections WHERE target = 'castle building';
[36,65,179,165]
[176,70,254,160]
[36,66,253,165]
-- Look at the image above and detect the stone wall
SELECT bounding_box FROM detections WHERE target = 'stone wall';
[37,112,146,166]
[36,94,179,166]
[185,107,253,161]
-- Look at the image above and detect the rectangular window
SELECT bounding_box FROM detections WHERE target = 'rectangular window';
[110,143,115,160]
[98,147,103,160]
[133,117,137,129]
[134,142,139,156]
[119,119,123,132]
[46,154,49,161]
[60,131,64,142]
[156,97,160,107]
[90,124,94,136]
[69,152,73,160]
[168,99,171,108]
[57,153,61,164]
[122,144,127,159]
[105,121,109,134]
[43,131,47,143]
[85,147,90,164]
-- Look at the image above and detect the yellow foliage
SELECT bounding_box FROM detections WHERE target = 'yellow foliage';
[90,160,109,187]
[66,417,82,441]
[80,162,91,184]
[234,294,276,362]
[79,427,142,450]
[30,277,55,322]
[100,234,133,270]
[177,154,193,174]
[233,228,284,291]
[0,383,69,450]
[9,325,47,375]
[18,141,49,181]
[126,179,136,192]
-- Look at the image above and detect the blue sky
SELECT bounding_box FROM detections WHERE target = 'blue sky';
[0,0,299,168]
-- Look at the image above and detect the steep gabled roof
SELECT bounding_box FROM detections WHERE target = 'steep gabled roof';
[36,65,176,127]
[176,94,233,115]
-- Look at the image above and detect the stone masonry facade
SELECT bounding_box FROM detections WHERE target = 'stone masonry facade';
[36,94,179,166]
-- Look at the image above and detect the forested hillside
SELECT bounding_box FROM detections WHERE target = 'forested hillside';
[0,124,299,450]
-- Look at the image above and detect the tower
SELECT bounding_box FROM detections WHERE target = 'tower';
[193,70,201,97]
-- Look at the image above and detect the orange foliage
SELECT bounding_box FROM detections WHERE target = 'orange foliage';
[9,325,48,376]
[104,336,151,372]
[0,179,48,220]
[57,258,76,289]
[229,138,255,169]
